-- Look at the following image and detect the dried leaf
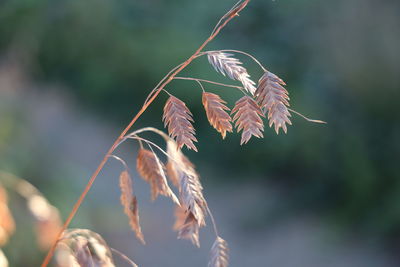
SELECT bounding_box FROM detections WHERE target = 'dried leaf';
[208,237,229,267]
[136,148,179,204]
[163,96,198,151]
[119,171,145,244]
[202,92,233,139]
[231,96,265,144]
[256,71,292,134]
[207,52,256,94]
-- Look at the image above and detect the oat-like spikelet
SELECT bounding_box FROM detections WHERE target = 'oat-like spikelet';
[231,96,265,144]
[0,185,15,247]
[207,52,256,94]
[268,102,292,134]
[119,171,145,244]
[177,210,200,248]
[202,92,233,139]
[166,140,196,184]
[208,237,229,267]
[256,71,292,134]
[163,96,198,151]
[59,229,116,267]
[166,140,207,247]
[173,203,203,248]
[173,205,187,231]
[179,170,207,227]
[166,140,207,226]
[166,161,179,188]
[136,148,179,204]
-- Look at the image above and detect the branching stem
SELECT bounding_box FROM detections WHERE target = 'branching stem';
[174,76,246,94]
[41,1,251,265]
[128,136,171,160]
[107,155,130,171]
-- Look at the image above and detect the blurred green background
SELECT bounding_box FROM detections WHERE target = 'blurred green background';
[1,0,399,266]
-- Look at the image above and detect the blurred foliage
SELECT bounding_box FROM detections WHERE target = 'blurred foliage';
[1,0,400,255]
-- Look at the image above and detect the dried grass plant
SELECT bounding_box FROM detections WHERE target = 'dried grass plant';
[0,172,134,267]
[37,0,325,266]
[56,229,138,267]
[0,171,63,266]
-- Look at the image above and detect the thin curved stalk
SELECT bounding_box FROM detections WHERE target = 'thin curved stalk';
[130,127,170,141]
[41,1,252,265]
[110,248,138,267]
[195,79,206,92]
[206,205,220,237]
[144,63,184,105]
[174,76,246,93]
[210,0,244,36]
[107,155,130,171]
[288,108,327,124]
[128,136,171,160]
[125,135,187,174]
[115,126,170,149]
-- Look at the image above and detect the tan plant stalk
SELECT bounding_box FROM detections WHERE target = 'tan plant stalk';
[41,1,251,265]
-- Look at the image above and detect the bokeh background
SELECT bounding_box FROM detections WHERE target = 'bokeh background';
[1,0,400,266]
